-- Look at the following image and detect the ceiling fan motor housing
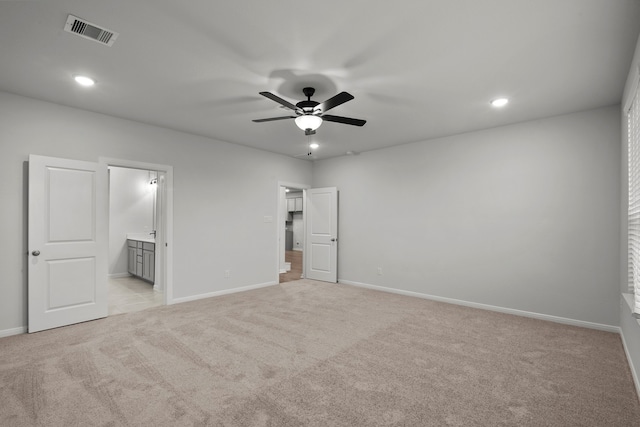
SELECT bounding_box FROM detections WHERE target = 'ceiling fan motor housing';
[297,87,320,114]
[297,88,320,114]
[253,86,366,129]
[296,100,320,114]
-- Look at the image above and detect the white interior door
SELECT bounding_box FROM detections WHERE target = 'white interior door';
[305,187,338,282]
[28,155,108,333]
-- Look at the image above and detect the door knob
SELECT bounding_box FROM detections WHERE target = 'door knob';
[32,250,40,256]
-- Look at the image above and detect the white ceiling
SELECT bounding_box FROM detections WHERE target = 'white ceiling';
[1,1,639,160]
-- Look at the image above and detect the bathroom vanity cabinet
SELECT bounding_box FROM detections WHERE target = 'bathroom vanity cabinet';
[127,239,155,283]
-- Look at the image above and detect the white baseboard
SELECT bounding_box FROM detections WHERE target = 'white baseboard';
[339,280,619,333]
[620,327,640,401]
[170,281,278,305]
[0,326,27,338]
[108,272,130,279]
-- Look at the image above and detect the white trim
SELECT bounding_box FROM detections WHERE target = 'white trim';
[620,326,640,402]
[624,64,640,113]
[623,293,640,323]
[0,326,27,338]
[100,157,174,306]
[170,281,278,305]
[623,292,637,315]
[340,280,619,333]
[108,272,130,279]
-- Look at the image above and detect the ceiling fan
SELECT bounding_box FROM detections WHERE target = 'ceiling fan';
[252,87,366,135]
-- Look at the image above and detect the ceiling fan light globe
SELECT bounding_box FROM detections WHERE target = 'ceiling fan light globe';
[295,115,323,131]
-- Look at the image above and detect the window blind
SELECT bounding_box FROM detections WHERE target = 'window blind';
[628,84,640,314]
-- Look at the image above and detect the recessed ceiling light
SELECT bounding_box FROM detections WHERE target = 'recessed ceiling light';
[309,143,319,149]
[490,98,509,107]
[73,75,96,87]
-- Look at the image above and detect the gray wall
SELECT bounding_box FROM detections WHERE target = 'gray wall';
[0,90,626,336]
[0,91,312,334]
[620,34,640,395]
[313,105,621,327]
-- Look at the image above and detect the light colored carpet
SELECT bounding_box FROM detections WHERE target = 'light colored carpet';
[1,280,639,426]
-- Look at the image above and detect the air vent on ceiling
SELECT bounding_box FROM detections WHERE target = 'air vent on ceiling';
[64,15,119,47]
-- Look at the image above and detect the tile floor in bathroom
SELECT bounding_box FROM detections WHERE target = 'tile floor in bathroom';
[108,276,163,315]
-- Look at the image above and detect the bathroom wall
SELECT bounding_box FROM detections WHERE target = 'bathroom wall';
[108,167,155,276]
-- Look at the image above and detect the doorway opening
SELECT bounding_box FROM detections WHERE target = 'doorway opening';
[102,157,174,314]
[108,167,162,314]
[280,187,304,283]
[278,182,309,283]
[276,183,338,284]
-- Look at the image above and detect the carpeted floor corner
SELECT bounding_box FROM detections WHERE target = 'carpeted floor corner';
[1,279,639,426]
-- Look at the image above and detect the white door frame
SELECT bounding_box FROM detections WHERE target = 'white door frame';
[100,158,174,304]
[276,181,310,283]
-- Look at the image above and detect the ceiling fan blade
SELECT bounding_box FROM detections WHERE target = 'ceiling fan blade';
[252,116,296,123]
[259,92,300,111]
[315,92,354,113]
[321,114,366,127]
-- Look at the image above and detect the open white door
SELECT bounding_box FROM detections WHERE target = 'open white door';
[305,187,338,282]
[28,155,108,333]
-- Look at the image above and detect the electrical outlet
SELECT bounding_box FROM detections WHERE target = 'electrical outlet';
[377,267,383,275]
[224,270,230,278]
